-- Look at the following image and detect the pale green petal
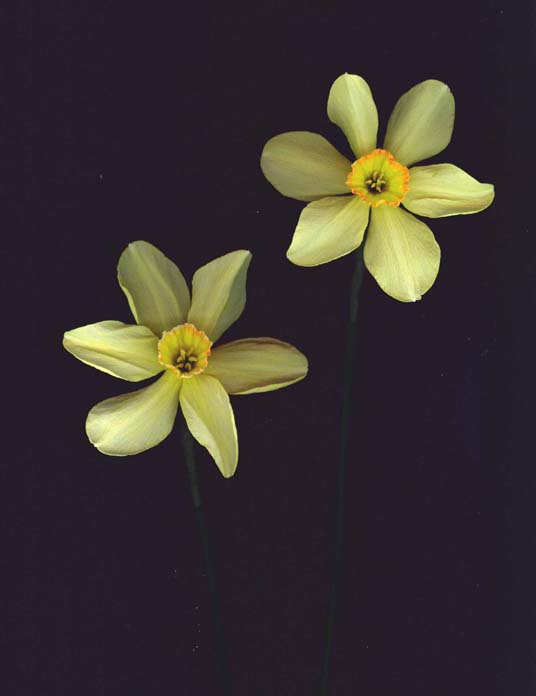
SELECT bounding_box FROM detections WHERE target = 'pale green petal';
[286,195,369,267]
[187,250,251,343]
[205,338,308,395]
[403,164,495,218]
[86,370,181,456]
[327,73,378,158]
[179,374,238,478]
[63,320,161,381]
[364,206,440,302]
[383,80,455,166]
[260,131,352,201]
[117,240,191,336]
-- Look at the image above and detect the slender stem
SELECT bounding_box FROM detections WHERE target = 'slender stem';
[321,246,365,695]
[181,424,232,696]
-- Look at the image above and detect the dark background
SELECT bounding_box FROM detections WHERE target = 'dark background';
[7,1,536,694]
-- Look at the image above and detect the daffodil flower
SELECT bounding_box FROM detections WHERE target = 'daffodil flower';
[63,241,308,477]
[261,74,494,302]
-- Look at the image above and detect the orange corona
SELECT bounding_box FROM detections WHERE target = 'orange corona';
[346,148,410,208]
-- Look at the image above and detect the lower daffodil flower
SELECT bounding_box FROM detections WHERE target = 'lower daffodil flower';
[261,73,495,302]
[63,241,308,477]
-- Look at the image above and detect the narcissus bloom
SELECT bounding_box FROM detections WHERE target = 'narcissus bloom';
[63,241,308,477]
[261,74,494,302]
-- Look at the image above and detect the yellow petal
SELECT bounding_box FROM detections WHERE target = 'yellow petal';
[383,80,455,167]
[63,320,161,381]
[188,250,251,343]
[286,195,369,267]
[117,240,191,336]
[206,338,308,395]
[260,131,352,201]
[86,370,181,456]
[327,73,378,158]
[179,374,238,478]
[403,164,495,218]
[364,206,440,302]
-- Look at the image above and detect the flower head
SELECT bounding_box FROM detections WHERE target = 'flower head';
[63,241,308,477]
[261,74,494,302]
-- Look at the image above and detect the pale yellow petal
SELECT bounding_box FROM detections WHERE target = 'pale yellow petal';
[86,370,181,456]
[63,320,161,381]
[117,240,191,336]
[205,338,308,395]
[179,374,238,478]
[403,164,495,218]
[260,131,352,201]
[364,206,440,302]
[187,250,251,343]
[327,73,378,158]
[383,80,455,166]
[286,195,369,267]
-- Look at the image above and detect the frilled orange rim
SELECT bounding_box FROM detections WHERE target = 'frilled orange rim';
[158,322,212,379]
[346,148,410,208]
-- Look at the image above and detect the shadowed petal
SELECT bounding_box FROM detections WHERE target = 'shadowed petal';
[287,195,369,266]
[86,370,181,456]
[364,206,440,302]
[179,374,238,478]
[188,250,251,343]
[206,338,308,394]
[383,80,454,167]
[327,73,378,158]
[63,320,161,381]
[404,164,495,217]
[261,131,351,201]
[117,241,191,336]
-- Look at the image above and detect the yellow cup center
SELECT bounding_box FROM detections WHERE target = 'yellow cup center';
[346,148,409,207]
[157,323,212,379]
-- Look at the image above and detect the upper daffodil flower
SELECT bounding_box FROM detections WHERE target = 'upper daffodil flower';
[261,74,495,302]
[63,241,308,477]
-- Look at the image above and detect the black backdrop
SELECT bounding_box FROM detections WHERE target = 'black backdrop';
[7,1,536,694]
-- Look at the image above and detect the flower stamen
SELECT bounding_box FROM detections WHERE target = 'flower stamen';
[366,171,386,192]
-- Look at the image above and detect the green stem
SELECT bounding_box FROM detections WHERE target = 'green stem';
[181,424,232,696]
[321,245,365,695]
